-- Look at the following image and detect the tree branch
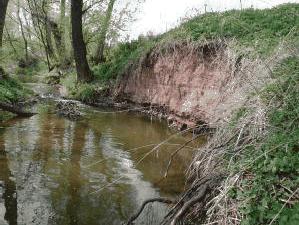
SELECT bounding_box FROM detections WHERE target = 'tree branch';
[170,185,208,225]
[126,197,174,225]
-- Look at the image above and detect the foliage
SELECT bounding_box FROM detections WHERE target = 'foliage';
[234,57,299,225]
[60,70,109,103]
[0,77,31,103]
[92,38,156,81]
[71,83,110,103]
[0,111,15,122]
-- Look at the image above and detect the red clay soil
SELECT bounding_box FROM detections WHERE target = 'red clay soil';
[114,42,244,129]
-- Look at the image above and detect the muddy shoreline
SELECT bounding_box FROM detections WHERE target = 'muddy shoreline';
[81,96,211,134]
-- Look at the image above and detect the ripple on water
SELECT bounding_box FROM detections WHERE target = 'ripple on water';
[0,102,203,225]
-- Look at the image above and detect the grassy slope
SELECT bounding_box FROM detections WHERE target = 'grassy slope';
[162,3,299,55]
[96,3,298,81]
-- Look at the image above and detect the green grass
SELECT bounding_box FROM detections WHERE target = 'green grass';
[60,71,109,103]
[92,3,298,83]
[161,3,299,55]
[231,57,299,225]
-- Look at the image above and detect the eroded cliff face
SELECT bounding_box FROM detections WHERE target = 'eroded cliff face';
[114,42,245,129]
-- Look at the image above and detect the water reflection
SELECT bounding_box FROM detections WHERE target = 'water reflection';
[0,104,203,225]
[0,130,17,225]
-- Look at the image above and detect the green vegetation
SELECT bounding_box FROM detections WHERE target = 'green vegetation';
[92,38,155,81]
[0,77,31,103]
[0,76,33,122]
[60,71,109,103]
[230,57,299,225]
[163,4,299,55]
[90,3,298,84]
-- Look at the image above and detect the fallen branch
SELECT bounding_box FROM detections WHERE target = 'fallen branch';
[0,102,36,117]
[126,197,174,225]
[161,175,224,225]
[170,185,208,225]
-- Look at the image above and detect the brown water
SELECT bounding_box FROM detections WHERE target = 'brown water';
[0,94,203,225]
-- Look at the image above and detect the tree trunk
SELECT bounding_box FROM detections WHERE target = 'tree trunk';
[27,0,53,71]
[0,0,9,48]
[71,0,92,82]
[93,0,116,64]
[59,0,66,63]
[17,0,28,61]
[43,0,56,62]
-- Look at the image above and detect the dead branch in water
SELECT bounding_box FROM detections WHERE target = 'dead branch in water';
[170,185,208,225]
[125,197,174,225]
[0,102,36,117]
[161,174,224,225]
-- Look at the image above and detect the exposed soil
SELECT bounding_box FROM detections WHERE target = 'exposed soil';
[112,41,244,130]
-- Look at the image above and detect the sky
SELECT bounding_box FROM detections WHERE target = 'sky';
[129,0,299,39]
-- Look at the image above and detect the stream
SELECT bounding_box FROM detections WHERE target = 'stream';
[0,83,204,225]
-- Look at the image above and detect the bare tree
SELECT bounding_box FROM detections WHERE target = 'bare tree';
[17,0,29,61]
[0,0,9,47]
[93,0,116,64]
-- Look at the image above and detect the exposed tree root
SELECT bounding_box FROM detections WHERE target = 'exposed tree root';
[126,197,174,225]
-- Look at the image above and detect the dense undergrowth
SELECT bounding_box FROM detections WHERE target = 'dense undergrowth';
[219,56,299,225]
[0,76,32,121]
[239,57,299,225]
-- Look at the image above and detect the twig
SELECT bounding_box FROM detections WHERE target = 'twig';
[126,198,174,225]
[170,185,208,225]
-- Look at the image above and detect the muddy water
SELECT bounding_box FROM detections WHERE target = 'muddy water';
[0,94,203,225]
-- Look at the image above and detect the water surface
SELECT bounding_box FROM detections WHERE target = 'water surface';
[0,100,203,225]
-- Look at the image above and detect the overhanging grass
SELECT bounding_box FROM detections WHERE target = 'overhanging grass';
[93,3,298,83]
[161,3,299,56]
